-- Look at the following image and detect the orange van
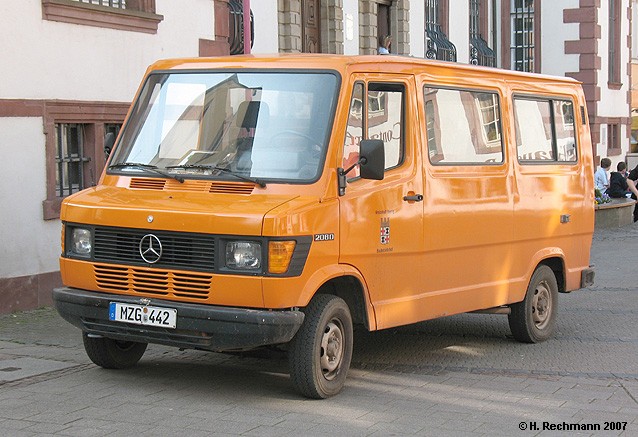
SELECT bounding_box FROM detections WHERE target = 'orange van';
[53,54,595,398]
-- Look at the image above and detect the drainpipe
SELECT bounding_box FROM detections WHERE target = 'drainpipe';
[243,0,251,54]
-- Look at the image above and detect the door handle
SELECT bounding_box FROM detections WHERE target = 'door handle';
[403,194,423,202]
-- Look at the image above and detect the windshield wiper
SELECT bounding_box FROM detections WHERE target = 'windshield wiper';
[108,162,184,183]
[166,164,266,188]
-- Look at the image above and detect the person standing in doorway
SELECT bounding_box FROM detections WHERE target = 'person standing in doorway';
[378,35,392,55]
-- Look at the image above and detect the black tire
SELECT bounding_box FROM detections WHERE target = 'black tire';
[83,333,147,369]
[508,265,558,343]
[288,294,353,399]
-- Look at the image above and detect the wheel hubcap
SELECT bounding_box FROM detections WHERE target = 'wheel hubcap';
[532,281,551,329]
[320,320,344,380]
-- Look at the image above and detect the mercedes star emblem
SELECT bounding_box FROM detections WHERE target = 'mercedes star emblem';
[139,234,162,264]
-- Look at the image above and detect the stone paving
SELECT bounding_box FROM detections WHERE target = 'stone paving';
[0,224,637,436]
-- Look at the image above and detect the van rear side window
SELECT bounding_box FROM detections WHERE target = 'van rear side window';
[514,97,577,163]
[424,87,503,165]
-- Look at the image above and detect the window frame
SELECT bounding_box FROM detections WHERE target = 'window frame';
[606,121,621,155]
[513,94,579,165]
[41,0,164,34]
[423,85,505,166]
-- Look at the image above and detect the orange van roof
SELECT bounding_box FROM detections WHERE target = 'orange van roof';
[148,54,581,85]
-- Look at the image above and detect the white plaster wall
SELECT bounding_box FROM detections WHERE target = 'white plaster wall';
[598,1,631,118]
[448,1,470,64]
[495,0,502,68]
[250,0,279,53]
[409,1,424,57]
[343,0,360,55]
[0,0,214,103]
[0,118,61,277]
[0,0,215,279]
[541,0,579,77]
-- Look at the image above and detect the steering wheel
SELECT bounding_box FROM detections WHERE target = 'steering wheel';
[270,130,322,158]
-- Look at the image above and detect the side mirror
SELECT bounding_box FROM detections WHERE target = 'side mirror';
[104,132,116,159]
[359,139,385,181]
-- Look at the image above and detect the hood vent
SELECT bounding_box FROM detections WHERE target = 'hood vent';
[129,178,254,194]
[130,178,166,190]
[210,182,255,195]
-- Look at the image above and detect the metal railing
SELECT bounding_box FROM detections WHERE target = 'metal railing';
[469,0,496,67]
[229,0,254,55]
[72,0,126,8]
[424,0,457,62]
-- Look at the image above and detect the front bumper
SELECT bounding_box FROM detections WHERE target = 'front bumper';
[53,287,305,352]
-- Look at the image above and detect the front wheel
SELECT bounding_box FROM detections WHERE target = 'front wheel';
[288,294,353,399]
[83,333,147,369]
[508,265,558,343]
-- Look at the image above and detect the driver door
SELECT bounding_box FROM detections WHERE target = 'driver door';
[339,75,425,330]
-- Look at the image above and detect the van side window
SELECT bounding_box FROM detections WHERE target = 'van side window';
[423,87,503,164]
[343,83,364,178]
[514,97,577,162]
[368,83,404,170]
[555,101,577,161]
[343,82,405,179]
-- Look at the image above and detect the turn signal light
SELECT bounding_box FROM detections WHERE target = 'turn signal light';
[268,241,296,274]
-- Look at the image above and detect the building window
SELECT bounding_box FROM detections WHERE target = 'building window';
[608,0,621,85]
[55,122,122,197]
[41,0,163,34]
[510,0,535,72]
[43,102,129,220]
[229,0,254,55]
[424,0,457,62]
[607,122,621,154]
[55,124,90,197]
[469,0,496,67]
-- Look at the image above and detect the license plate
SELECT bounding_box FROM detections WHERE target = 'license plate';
[109,302,177,329]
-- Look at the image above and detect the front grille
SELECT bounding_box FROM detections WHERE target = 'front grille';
[95,264,212,299]
[93,227,215,271]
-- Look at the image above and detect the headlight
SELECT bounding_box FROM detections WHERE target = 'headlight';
[71,228,92,256]
[225,241,261,271]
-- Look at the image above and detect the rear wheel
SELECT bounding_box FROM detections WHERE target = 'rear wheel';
[508,265,558,343]
[288,294,353,399]
[83,333,147,369]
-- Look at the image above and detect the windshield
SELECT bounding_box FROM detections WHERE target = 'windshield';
[109,71,339,183]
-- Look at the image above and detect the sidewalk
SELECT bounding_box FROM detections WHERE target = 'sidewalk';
[0,224,637,436]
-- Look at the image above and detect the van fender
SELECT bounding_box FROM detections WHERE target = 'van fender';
[297,264,377,331]
[512,247,565,303]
